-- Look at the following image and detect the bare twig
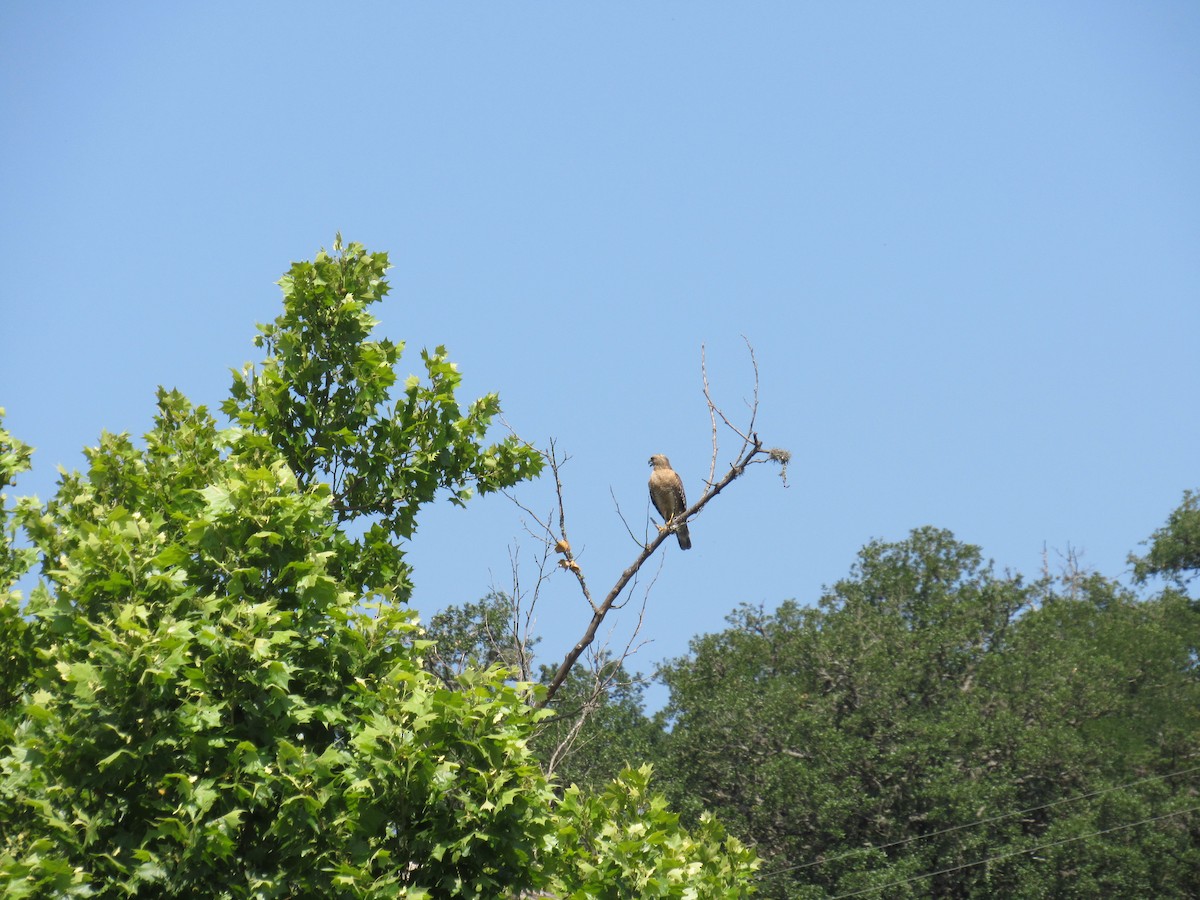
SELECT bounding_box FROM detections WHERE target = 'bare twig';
[546,443,597,614]
[504,543,553,683]
[703,343,720,492]
[610,485,644,549]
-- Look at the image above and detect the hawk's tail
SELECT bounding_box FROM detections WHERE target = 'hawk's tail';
[676,524,692,551]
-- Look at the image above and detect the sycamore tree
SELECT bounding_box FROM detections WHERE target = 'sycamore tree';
[0,238,756,898]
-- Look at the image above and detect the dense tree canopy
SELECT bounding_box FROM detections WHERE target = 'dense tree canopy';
[0,240,756,898]
[656,526,1200,898]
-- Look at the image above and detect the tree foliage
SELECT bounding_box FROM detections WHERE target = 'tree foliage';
[552,765,758,899]
[0,412,37,742]
[1132,488,1200,588]
[0,240,757,897]
[657,527,1200,898]
[222,236,541,604]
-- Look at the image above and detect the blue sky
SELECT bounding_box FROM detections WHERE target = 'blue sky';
[3,3,1198,693]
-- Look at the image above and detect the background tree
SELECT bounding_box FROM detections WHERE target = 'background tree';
[1131,488,1200,589]
[420,591,535,689]
[656,527,1200,898]
[0,241,756,898]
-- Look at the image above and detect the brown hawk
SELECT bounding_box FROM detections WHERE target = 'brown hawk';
[648,454,692,550]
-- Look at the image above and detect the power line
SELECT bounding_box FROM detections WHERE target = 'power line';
[828,805,1200,899]
[765,762,1200,879]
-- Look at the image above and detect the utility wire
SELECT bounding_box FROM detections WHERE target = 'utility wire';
[828,805,1200,899]
[766,762,1200,879]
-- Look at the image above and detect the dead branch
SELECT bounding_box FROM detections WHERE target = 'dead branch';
[539,431,772,705]
[535,340,786,707]
[503,544,552,683]
[541,638,651,776]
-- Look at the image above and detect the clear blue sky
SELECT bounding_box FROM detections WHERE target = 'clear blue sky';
[3,3,1197,693]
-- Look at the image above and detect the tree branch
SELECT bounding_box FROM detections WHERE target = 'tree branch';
[537,340,784,706]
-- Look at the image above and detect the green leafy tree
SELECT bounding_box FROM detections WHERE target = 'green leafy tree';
[0,412,37,745]
[2,390,553,897]
[658,527,1200,898]
[1132,488,1200,589]
[552,765,759,899]
[222,237,539,603]
[0,240,757,898]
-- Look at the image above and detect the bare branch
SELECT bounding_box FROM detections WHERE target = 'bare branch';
[702,340,757,456]
[539,428,773,707]
[741,334,760,443]
[502,341,788,717]
[504,544,552,683]
[546,442,597,614]
[540,638,651,776]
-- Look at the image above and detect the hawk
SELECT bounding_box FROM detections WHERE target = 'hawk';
[648,454,692,550]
